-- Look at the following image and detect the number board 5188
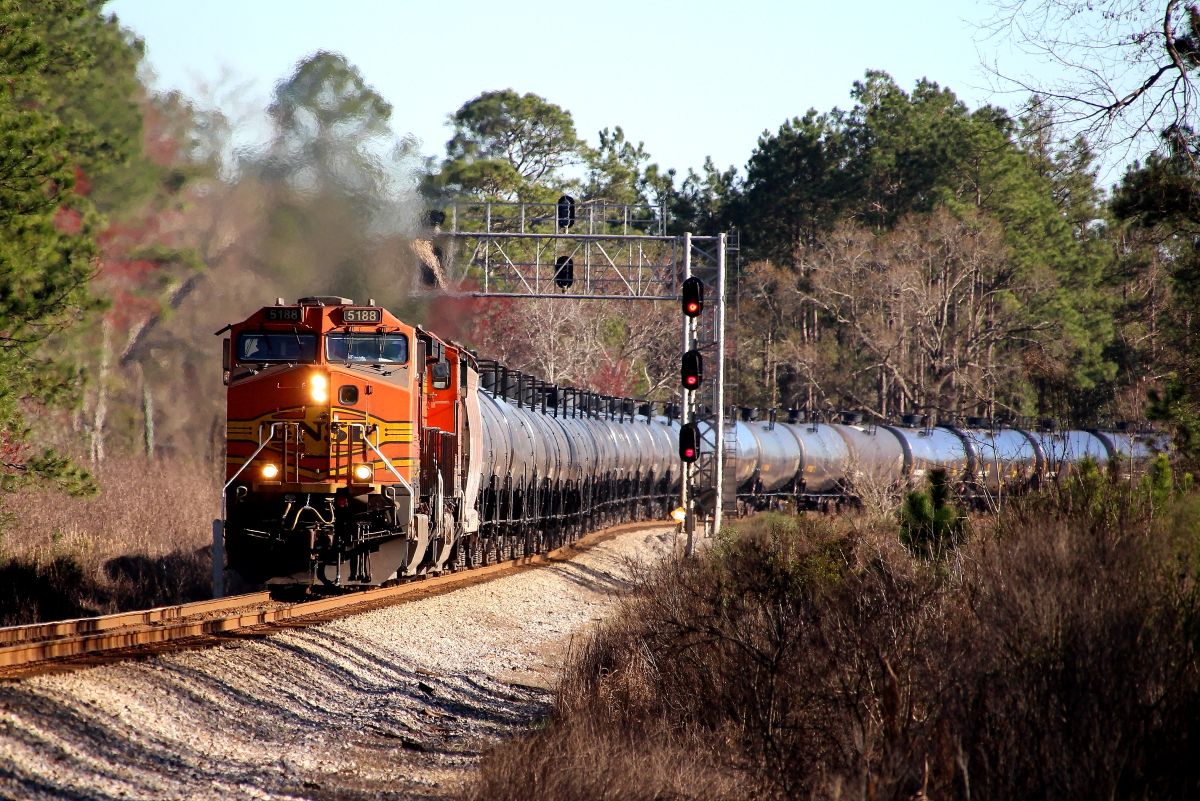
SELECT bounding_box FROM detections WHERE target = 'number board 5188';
[264,307,302,322]
[343,307,382,324]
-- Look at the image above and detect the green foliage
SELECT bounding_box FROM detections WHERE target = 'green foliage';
[666,156,741,237]
[899,468,964,558]
[1,449,97,497]
[737,109,844,259]
[716,511,850,598]
[726,72,1129,419]
[1117,133,1200,461]
[0,0,142,489]
[583,126,663,208]
[428,89,585,202]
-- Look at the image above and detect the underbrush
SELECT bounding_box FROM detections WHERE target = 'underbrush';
[0,457,218,625]
[471,468,1200,800]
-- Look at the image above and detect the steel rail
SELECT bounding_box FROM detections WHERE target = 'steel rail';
[0,520,668,678]
[0,592,273,647]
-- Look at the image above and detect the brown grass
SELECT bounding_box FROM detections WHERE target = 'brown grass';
[470,476,1200,800]
[0,456,220,625]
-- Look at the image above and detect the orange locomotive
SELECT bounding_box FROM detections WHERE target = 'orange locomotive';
[221,296,474,590]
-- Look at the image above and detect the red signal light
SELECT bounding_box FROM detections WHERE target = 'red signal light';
[681,277,703,318]
[681,349,703,390]
[679,423,700,463]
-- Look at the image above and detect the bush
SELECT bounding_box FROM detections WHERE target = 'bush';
[470,477,1200,800]
[0,456,218,625]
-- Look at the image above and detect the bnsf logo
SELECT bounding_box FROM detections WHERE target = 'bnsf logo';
[290,423,370,443]
[342,308,382,323]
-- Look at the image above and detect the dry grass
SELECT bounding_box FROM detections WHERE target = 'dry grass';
[470,476,1200,800]
[0,456,220,625]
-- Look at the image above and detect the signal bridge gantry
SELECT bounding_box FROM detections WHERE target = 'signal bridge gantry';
[428,197,733,552]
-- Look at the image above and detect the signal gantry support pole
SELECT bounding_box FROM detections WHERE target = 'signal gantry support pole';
[680,233,727,555]
[682,234,696,556]
[713,233,728,538]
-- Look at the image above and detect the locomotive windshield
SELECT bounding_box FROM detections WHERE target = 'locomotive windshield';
[237,331,317,363]
[325,333,408,364]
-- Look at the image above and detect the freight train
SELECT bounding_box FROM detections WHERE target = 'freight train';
[220,296,1167,592]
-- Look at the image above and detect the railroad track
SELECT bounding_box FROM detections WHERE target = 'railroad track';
[0,521,667,680]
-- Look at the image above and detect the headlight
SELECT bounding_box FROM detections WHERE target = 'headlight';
[261,464,279,479]
[310,372,328,403]
[352,463,373,481]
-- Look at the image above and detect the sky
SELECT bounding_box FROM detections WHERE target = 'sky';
[105,0,1050,182]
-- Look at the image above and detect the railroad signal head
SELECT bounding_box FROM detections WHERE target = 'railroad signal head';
[557,194,576,229]
[682,277,703,317]
[681,349,703,390]
[679,422,700,463]
[555,255,574,289]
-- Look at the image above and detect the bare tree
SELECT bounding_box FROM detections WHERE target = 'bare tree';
[798,210,1057,418]
[467,297,678,399]
[982,0,1200,160]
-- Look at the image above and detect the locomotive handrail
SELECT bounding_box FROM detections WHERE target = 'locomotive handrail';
[223,422,284,491]
[349,422,413,497]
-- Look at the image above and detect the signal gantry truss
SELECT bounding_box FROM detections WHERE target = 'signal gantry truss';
[429,199,732,551]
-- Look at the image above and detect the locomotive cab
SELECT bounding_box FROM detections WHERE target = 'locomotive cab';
[222,296,471,593]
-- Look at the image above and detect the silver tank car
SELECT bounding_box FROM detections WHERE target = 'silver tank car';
[468,363,680,559]
[721,409,1168,510]
[467,355,1168,533]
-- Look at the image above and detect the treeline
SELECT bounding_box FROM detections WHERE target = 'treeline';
[0,4,430,494]
[3,1,1199,499]
[418,75,1199,459]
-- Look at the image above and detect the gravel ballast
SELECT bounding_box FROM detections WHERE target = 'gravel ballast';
[0,524,682,800]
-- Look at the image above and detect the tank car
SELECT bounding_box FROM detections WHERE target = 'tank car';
[729,410,1168,510]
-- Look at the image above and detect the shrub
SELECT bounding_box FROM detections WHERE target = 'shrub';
[470,476,1200,800]
[0,456,217,625]
[898,467,964,558]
